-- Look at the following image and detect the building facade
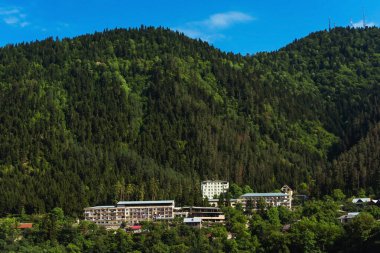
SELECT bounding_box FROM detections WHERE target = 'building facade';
[201,180,229,199]
[208,198,240,208]
[84,200,175,228]
[240,192,292,210]
[183,217,202,228]
[180,206,225,223]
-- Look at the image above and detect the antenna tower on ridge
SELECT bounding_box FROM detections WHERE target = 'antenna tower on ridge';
[328,17,331,31]
[362,5,367,28]
[363,13,366,27]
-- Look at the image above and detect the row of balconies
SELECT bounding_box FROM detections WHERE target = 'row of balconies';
[85,215,174,223]
[85,207,173,212]
[86,211,173,216]
[85,213,173,220]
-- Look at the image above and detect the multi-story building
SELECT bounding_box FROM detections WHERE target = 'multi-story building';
[240,192,292,210]
[201,180,229,199]
[236,185,293,210]
[84,200,175,229]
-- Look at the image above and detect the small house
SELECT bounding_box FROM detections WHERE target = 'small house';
[338,212,360,223]
[184,217,202,228]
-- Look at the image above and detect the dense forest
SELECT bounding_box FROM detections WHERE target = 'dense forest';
[0,26,380,216]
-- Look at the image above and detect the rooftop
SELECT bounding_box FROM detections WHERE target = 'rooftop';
[85,205,116,209]
[201,180,228,184]
[182,206,221,210]
[17,223,33,229]
[117,200,175,206]
[338,212,360,220]
[241,192,288,197]
[208,198,239,202]
[184,217,202,223]
[352,198,371,203]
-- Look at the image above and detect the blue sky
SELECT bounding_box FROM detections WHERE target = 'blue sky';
[0,0,379,54]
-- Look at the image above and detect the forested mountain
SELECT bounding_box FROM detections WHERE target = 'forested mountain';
[331,122,380,195]
[0,26,379,216]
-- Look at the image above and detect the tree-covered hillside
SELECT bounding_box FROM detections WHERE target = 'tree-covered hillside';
[0,26,379,215]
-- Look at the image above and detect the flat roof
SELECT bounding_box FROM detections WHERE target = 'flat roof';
[117,200,174,206]
[201,180,228,183]
[182,206,221,210]
[184,217,202,223]
[338,212,360,219]
[241,193,288,197]
[85,206,116,209]
[208,198,239,202]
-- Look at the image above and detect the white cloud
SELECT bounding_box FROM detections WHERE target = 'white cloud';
[175,11,254,42]
[20,22,30,28]
[178,28,225,42]
[56,22,70,31]
[0,6,29,27]
[4,16,18,25]
[176,28,202,38]
[202,11,253,29]
[352,19,376,28]
[0,8,19,15]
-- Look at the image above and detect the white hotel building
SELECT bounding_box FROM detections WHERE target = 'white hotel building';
[84,200,175,228]
[240,185,293,210]
[240,192,292,209]
[201,180,229,199]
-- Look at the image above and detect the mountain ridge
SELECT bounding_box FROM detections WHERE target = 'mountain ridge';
[0,26,379,215]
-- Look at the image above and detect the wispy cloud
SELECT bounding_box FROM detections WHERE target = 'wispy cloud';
[0,6,30,28]
[56,22,70,31]
[352,19,376,28]
[0,8,20,16]
[194,11,253,29]
[4,16,19,25]
[175,11,254,42]
[177,28,226,42]
[20,22,30,28]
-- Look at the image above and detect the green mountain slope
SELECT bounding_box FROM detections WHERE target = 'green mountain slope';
[331,122,380,195]
[0,26,379,215]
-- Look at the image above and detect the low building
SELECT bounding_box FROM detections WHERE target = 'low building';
[338,212,360,223]
[84,200,175,228]
[201,180,229,199]
[184,217,202,228]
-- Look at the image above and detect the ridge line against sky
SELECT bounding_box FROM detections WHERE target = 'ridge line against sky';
[0,0,379,54]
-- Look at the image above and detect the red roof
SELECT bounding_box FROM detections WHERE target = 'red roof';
[130,225,142,230]
[17,223,33,229]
